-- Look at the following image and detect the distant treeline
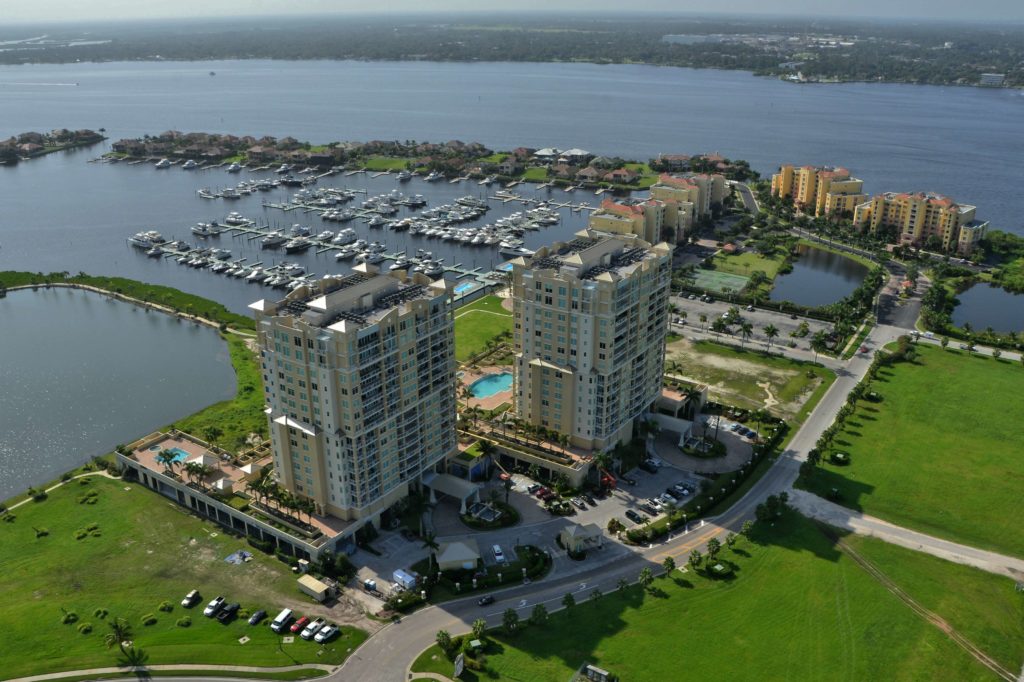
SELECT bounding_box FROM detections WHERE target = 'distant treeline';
[1,15,1021,87]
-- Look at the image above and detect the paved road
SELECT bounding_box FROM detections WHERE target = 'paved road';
[730,181,760,214]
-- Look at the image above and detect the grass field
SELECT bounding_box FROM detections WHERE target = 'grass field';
[800,344,1024,558]
[666,339,834,421]
[362,156,411,171]
[454,295,513,362]
[0,477,367,678]
[713,250,786,279]
[172,334,266,453]
[412,513,1024,681]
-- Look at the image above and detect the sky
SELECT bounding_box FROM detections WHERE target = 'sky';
[2,0,1023,23]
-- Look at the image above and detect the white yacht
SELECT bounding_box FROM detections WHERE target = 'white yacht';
[246,267,267,283]
[389,257,412,272]
[220,187,241,200]
[284,237,312,253]
[425,171,443,182]
[182,159,199,170]
[154,158,171,169]
[226,163,243,173]
[275,164,293,174]
[128,230,165,249]
[224,212,248,226]
[396,170,413,182]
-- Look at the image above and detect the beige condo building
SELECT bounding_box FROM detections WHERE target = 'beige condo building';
[510,230,672,451]
[853,191,988,255]
[771,164,866,217]
[250,266,456,525]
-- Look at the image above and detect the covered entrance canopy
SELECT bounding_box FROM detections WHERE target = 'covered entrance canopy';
[422,472,481,514]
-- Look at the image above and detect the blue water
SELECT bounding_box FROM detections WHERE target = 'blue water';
[470,372,513,398]
[167,447,192,462]
[454,282,476,294]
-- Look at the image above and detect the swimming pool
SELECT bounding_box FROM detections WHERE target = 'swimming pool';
[454,282,476,295]
[469,372,513,398]
[160,446,192,462]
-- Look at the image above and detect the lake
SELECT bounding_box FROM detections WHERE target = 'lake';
[951,283,1024,333]
[0,287,236,499]
[770,244,870,308]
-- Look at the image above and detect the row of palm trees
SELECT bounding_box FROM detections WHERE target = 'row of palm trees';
[154,450,217,490]
[245,466,317,527]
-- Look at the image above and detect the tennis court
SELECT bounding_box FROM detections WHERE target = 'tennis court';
[686,269,750,293]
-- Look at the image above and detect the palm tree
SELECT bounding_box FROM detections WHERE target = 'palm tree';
[739,321,753,348]
[155,449,179,476]
[638,567,654,590]
[810,330,829,363]
[183,461,203,488]
[683,385,703,420]
[421,531,440,573]
[104,617,133,658]
[763,323,779,349]
[699,313,708,332]
[202,425,223,448]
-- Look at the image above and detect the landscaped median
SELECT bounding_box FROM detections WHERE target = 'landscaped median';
[410,512,1024,681]
[0,476,368,679]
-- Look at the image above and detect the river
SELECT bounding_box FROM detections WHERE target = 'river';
[0,287,236,499]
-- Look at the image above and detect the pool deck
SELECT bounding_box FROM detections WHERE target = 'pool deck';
[459,365,513,412]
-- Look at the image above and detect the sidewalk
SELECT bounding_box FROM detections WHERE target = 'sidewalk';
[3,662,333,682]
[788,489,1024,580]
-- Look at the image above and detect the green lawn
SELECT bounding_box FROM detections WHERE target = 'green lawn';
[713,250,785,279]
[172,334,267,453]
[800,344,1024,558]
[521,167,548,182]
[666,339,834,422]
[53,670,326,681]
[362,156,411,171]
[0,477,367,678]
[480,153,508,163]
[454,296,513,362]
[412,513,1024,681]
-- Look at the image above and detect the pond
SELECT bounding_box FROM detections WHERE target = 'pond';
[769,244,870,308]
[951,283,1024,333]
[0,287,236,500]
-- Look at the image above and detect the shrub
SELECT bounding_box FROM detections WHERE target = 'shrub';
[141,614,158,626]
[247,536,274,554]
[176,616,192,628]
[34,527,49,538]
[94,608,108,619]
[77,622,93,634]
[61,472,72,482]
[61,611,79,624]
[158,601,174,613]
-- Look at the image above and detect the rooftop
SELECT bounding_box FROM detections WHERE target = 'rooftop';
[515,229,667,282]
[250,266,447,331]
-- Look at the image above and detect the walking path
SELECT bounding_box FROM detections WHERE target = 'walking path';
[789,490,1024,579]
[3,663,334,682]
[5,471,115,512]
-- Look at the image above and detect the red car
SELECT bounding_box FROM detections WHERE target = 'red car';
[534,487,550,498]
[290,616,310,634]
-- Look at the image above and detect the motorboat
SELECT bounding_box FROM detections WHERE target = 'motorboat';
[145,246,164,258]
[226,163,243,173]
[275,164,293,174]
[224,212,248,225]
[155,158,171,169]
[389,257,412,271]
[334,247,357,261]
[396,170,413,182]
[246,268,267,283]
[284,237,312,253]
[128,230,165,249]
[317,230,335,242]
[260,232,287,249]
[220,187,241,200]
[289,223,311,236]
[182,159,199,170]
[192,222,223,237]
[367,216,387,228]
[425,171,443,182]
[209,248,232,260]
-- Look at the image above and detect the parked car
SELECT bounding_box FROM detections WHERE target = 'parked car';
[527,483,541,494]
[290,616,310,634]
[745,304,755,311]
[477,595,495,606]
[248,609,267,626]
[625,509,647,524]
[729,423,742,432]
[203,596,226,617]
[314,624,338,643]
[301,617,326,640]
[673,483,692,496]
[659,493,679,506]
[181,589,200,608]
[571,497,587,510]
[492,545,505,563]
[270,608,293,633]
[646,497,664,512]
[638,460,658,474]
[217,603,240,623]
[638,503,659,517]
[583,494,597,506]
[534,486,551,498]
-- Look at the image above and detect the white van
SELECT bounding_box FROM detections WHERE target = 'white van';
[492,544,505,563]
[270,608,293,633]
